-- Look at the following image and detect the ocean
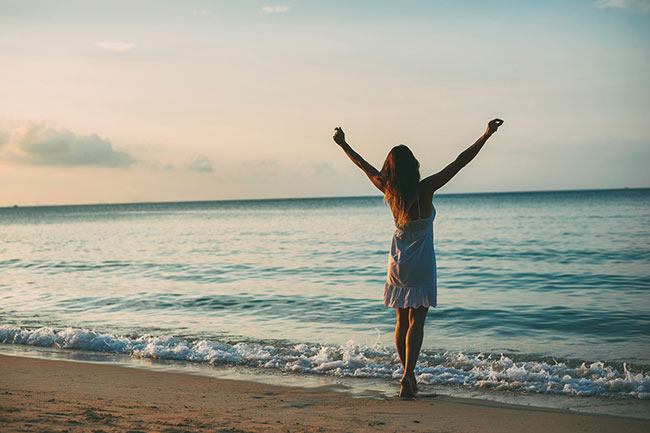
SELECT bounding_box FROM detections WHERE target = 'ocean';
[1,189,649,414]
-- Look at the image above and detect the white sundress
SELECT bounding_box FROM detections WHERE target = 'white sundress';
[383,200,437,309]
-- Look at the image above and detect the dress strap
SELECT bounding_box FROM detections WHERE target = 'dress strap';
[417,198,421,220]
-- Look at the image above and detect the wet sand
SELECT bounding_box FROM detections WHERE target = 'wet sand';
[1,354,648,433]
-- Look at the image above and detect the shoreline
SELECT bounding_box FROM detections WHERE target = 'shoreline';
[3,342,649,420]
[2,354,649,433]
[2,342,650,420]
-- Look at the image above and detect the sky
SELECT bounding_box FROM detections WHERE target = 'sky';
[1,0,649,206]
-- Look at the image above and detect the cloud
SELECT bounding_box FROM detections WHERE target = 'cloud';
[0,130,10,147]
[96,41,136,51]
[260,6,290,13]
[0,122,135,167]
[594,0,650,11]
[186,154,213,173]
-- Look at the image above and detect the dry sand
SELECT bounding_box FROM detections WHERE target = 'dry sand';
[1,354,647,433]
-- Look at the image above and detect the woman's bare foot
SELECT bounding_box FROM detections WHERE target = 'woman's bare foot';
[399,376,415,399]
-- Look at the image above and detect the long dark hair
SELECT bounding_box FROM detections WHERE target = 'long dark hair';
[379,145,420,226]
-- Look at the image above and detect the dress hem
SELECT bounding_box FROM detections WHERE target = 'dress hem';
[383,283,437,309]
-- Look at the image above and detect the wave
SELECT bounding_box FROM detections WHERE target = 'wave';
[1,324,648,399]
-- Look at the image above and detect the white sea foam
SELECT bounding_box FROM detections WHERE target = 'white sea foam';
[1,324,648,399]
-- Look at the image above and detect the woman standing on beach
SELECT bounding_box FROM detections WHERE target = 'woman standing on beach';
[333,118,504,398]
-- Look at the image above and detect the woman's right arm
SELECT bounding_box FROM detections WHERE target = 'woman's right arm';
[333,127,386,193]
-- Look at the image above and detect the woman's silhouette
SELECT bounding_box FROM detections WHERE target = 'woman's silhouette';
[333,118,504,398]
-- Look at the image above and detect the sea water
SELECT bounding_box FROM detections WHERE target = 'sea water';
[1,189,649,410]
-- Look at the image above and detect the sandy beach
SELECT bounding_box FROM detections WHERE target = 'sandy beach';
[1,355,647,433]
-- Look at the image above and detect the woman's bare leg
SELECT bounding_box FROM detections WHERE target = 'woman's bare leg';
[397,308,418,393]
[395,308,409,370]
[399,306,428,398]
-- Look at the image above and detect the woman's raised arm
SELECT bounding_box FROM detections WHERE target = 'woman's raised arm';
[333,127,385,193]
[421,118,504,195]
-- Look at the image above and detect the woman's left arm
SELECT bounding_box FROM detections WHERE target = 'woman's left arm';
[333,127,385,193]
[421,118,504,194]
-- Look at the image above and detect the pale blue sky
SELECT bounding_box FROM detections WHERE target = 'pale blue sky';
[1,0,649,205]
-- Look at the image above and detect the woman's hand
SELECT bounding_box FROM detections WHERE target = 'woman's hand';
[486,118,504,137]
[333,127,346,146]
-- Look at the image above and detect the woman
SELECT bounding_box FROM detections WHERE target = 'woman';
[333,118,504,398]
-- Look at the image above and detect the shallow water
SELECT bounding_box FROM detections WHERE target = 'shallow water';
[1,189,649,403]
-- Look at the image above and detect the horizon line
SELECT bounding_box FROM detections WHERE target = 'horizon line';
[2,186,648,210]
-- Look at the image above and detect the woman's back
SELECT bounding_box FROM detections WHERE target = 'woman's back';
[392,185,434,224]
[385,197,437,308]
